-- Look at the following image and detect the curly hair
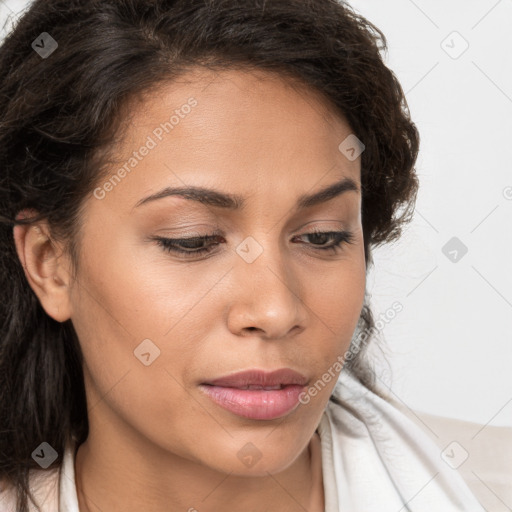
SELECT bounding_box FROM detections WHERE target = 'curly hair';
[0,0,420,510]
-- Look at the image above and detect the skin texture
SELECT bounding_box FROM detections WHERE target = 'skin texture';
[13,68,366,512]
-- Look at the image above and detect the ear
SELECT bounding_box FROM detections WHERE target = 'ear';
[12,209,73,323]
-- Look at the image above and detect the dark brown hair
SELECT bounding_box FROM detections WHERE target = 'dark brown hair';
[0,0,419,510]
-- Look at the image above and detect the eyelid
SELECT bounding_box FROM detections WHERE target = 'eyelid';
[151,227,356,259]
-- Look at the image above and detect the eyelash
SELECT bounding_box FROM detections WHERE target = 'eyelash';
[153,228,355,259]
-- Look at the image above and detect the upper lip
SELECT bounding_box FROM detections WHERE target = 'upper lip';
[202,368,308,388]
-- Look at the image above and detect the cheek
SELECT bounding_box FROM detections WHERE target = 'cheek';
[71,228,222,342]
[307,258,366,337]
[68,229,226,391]
[68,246,208,452]
[298,257,367,402]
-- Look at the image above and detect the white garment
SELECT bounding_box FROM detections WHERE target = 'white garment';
[0,369,485,511]
[318,370,485,511]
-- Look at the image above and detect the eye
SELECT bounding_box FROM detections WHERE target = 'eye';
[293,229,356,254]
[152,228,355,259]
[153,232,224,259]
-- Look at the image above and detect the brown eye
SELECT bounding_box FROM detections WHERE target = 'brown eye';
[154,234,224,258]
[294,230,355,254]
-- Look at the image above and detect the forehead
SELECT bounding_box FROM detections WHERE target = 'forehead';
[138,66,347,124]
[119,66,355,154]
[91,67,361,214]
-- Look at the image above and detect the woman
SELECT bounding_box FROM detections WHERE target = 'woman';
[0,0,485,511]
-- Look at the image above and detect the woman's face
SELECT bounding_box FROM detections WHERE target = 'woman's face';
[41,68,366,475]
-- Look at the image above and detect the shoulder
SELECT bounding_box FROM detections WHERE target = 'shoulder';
[395,404,512,511]
[0,468,60,512]
[323,370,486,511]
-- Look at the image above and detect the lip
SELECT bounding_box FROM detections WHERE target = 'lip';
[199,368,308,420]
[202,368,308,388]
[199,384,306,420]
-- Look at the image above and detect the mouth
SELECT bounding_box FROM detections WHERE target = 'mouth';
[198,384,306,420]
[199,368,308,420]
[202,368,308,388]
[221,384,285,390]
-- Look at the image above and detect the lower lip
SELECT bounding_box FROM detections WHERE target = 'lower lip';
[199,384,305,420]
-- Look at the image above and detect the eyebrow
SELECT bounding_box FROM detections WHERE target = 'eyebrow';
[134,176,360,211]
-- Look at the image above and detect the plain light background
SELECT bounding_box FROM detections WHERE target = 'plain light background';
[346,0,512,428]
[1,0,511,427]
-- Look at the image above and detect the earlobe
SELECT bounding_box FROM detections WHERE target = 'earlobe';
[12,213,73,323]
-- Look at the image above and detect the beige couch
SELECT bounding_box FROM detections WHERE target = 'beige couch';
[392,402,512,511]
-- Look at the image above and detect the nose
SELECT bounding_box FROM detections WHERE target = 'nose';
[225,239,307,340]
